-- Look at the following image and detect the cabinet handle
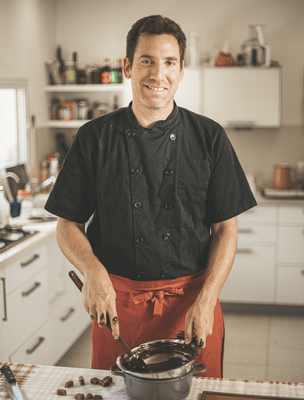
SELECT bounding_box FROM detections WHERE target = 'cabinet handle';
[20,254,40,267]
[236,248,252,254]
[60,307,75,322]
[1,278,7,321]
[238,228,253,234]
[26,337,45,354]
[301,270,304,276]
[21,282,41,297]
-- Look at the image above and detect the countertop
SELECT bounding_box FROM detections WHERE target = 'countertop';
[0,362,303,400]
[0,219,57,270]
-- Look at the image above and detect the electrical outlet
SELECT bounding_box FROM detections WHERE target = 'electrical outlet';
[297,161,304,173]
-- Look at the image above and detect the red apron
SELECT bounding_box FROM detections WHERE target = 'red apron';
[91,270,225,378]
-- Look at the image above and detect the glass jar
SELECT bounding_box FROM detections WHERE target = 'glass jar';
[64,61,77,84]
[241,25,266,66]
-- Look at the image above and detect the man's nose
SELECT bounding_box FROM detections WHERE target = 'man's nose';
[150,63,165,81]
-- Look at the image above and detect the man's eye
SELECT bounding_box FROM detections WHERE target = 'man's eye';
[166,61,175,66]
[142,59,152,64]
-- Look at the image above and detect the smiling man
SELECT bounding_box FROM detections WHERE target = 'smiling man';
[45,15,256,378]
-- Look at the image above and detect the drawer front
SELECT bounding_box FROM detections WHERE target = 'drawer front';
[278,226,304,264]
[7,268,48,354]
[50,293,90,365]
[238,204,276,223]
[276,266,304,305]
[220,246,275,303]
[6,244,47,294]
[278,205,304,224]
[238,225,276,244]
[10,321,53,365]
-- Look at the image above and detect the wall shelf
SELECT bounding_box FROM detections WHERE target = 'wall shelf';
[44,84,126,92]
[45,120,90,128]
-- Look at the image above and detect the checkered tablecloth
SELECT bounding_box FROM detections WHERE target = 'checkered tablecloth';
[1,362,304,400]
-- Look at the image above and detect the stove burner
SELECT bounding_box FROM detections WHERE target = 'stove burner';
[0,225,39,253]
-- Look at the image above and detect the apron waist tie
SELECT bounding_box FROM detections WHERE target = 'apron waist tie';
[133,288,184,317]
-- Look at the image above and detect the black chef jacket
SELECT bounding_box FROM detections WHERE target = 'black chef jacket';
[45,102,257,281]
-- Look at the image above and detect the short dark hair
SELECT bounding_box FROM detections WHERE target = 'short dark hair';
[126,15,186,67]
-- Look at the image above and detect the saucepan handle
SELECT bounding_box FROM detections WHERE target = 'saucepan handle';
[193,363,206,376]
[110,364,124,377]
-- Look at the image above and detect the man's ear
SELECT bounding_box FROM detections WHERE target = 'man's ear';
[123,57,132,79]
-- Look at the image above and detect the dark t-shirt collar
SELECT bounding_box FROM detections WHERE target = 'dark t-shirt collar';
[127,101,179,131]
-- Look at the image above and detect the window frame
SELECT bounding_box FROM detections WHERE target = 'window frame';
[0,78,30,169]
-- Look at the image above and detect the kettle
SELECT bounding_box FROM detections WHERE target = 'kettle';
[272,164,296,190]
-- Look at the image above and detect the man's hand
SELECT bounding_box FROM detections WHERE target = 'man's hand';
[56,217,120,340]
[82,267,120,339]
[184,216,238,347]
[184,300,214,347]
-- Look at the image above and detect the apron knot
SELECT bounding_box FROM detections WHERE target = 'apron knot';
[133,288,184,317]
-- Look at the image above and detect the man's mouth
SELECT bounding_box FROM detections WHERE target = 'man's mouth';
[144,85,165,92]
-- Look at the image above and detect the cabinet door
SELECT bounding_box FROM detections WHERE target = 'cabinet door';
[6,268,48,354]
[238,225,276,245]
[47,238,64,302]
[220,246,275,303]
[5,244,47,294]
[50,293,90,365]
[10,321,52,365]
[202,67,281,128]
[278,205,304,224]
[278,226,304,264]
[238,204,276,224]
[277,266,304,305]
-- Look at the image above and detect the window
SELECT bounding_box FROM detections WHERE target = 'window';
[0,79,29,169]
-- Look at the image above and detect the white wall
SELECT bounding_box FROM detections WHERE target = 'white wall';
[0,0,56,125]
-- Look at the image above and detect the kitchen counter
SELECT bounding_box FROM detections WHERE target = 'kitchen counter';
[0,362,303,400]
[0,220,57,270]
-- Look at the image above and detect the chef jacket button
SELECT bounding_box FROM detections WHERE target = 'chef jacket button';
[165,169,174,176]
[133,201,142,208]
[127,131,136,138]
[131,167,139,174]
[164,202,173,209]
[160,270,168,278]
[162,233,170,241]
[135,237,144,244]
[169,134,176,141]
[136,271,144,279]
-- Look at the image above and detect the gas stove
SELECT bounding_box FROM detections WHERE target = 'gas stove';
[0,226,39,254]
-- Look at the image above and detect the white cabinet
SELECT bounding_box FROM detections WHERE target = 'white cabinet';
[220,203,277,304]
[220,201,304,305]
[276,204,304,305]
[0,244,48,361]
[0,235,91,365]
[201,67,281,129]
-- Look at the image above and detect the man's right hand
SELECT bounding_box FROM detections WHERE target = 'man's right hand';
[82,267,120,339]
[56,217,120,340]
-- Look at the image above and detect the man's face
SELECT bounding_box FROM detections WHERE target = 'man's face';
[123,33,184,112]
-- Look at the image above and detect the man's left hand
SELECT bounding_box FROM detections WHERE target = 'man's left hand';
[184,300,215,347]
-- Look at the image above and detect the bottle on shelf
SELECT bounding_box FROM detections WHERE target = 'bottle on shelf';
[72,52,79,83]
[56,46,65,84]
[110,59,118,84]
[101,58,111,84]
[64,60,77,84]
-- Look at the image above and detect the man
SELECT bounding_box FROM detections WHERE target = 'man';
[45,15,256,378]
